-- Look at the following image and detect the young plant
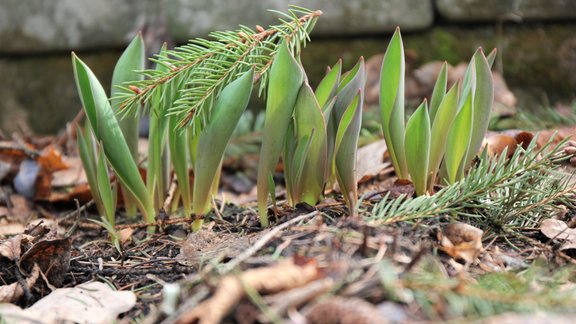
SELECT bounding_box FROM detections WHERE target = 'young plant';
[193,69,254,230]
[72,53,156,232]
[380,28,495,195]
[111,34,145,218]
[258,46,366,226]
[73,7,320,234]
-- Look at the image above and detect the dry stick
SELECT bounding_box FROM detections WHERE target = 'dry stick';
[217,211,319,275]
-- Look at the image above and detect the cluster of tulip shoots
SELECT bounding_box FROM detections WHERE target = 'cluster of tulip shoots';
[72,27,494,238]
[381,29,495,196]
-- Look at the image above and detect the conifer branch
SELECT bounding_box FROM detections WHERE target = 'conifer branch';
[116,7,322,133]
[367,138,576,231]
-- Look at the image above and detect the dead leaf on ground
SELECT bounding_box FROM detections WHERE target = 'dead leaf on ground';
[0,223,72,304]
[19,236,71,287]
[305,296,388,324]
[438,222,483,264]
[176,258,321,324]
[176,230,265,268]
[540,219,576,251]
[50,155,86,187]
[356,139,391,184]
[0,264,40,303]
[0,281,136,324]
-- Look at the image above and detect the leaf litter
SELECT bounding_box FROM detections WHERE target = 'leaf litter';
[1,111,576,323]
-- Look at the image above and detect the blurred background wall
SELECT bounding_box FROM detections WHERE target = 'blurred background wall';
[0,0,575,134]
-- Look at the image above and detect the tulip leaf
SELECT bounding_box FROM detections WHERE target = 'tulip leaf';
[194,69,254,216]
[257,41,304,227]
[147,44,172,209]
[111,33,144,160]
[429,62,448,122]
[445,91,474,184]
[380,28,408,180]
[405,101,431,196]
[428,82,459,189]
[286,83,328,206]
[315,60,341,108]
[76,124,105,217]
[96,144,116,227]
[335,91,362,215]
[169,79,192,218]
[463,49,494,169]
[72,54,155,229]
[327,58,365,183]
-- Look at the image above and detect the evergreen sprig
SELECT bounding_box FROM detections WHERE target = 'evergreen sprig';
[366,137,576,233]
[116,6,322,133]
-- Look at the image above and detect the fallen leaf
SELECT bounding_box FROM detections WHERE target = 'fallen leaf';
[0,281,136,323]
[438,222,483,264]
[19,237,72,287]
[176,258,321,324]
[306,297,388,324]
[356,139,391,183]
[0,221,25,238]
[36,146,68,174]
[50,156,86,187]
[540,219,576,251]
[0,264,40,303]
[176,230,264,268]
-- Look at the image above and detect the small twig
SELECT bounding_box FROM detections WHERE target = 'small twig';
[217,211,319,275]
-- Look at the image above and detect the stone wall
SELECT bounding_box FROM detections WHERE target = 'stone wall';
[0,0,575,133]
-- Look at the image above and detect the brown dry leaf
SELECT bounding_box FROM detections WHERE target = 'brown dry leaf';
[483,134,518,158]
[0,264,40,303]
[0,223,25,238]
[33,146,69,200]
[118,228,134,246]
[537,126,576,149]
[540,219,576,251]
[306,296,388,324]
[438,222,483,263]
[44,183,93,204]
[19,236,72,287]
[176,258,321,324]
[356,139,391,183]
[50,155,86,187]
[0,281,136,324]
[176,230,264,268]
[36,146,68,174]
[6,194,32,224]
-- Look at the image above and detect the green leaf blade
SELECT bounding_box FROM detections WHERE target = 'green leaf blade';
[111,34,145,160]
[463,49,494,169]
[72,54,155,228]
[445,92,474,184]
[287,83,328,206]
[428,83,459,188]
[380,28,408,180]
[405,101,431,196]
[257,41,304,227]
[194,68,254,216]
[335,91,363,215]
